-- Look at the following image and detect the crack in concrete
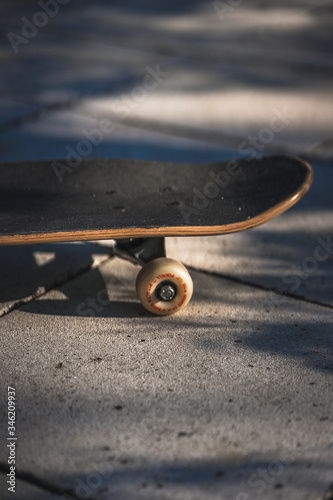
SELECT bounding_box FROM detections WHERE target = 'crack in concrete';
[0,462,92,500]
[0,254,112,319]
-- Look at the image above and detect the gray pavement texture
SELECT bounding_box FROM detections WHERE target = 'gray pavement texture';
[0,1,332,499]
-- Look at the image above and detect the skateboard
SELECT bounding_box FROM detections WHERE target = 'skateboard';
[0,155,313,315]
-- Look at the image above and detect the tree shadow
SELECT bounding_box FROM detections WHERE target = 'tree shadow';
[0,242,109,309]
[1,0,333,111]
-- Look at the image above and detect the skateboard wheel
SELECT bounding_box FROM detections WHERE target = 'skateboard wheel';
[136,258,193,316]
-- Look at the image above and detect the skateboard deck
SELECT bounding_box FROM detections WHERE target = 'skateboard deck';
[0,155,313,246]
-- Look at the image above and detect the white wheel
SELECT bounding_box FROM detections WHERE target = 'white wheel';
[136,258,193,316]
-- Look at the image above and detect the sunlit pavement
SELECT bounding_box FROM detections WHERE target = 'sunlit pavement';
[0,1,332,499]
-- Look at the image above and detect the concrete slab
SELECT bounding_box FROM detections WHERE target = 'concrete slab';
[1,1,332,155]
[64,1,333,155]
[0,257,332,499]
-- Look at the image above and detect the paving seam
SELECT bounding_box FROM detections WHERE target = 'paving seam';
[0,55,183,136]
[72,109,301,154]
[188,265,333,311]
[0,463,90,500]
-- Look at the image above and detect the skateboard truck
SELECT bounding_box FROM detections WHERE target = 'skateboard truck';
[114,237,166,265]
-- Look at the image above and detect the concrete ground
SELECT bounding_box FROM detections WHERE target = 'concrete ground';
[0,1,332,499]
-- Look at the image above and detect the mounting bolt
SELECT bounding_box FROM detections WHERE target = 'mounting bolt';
[156,281,177,301]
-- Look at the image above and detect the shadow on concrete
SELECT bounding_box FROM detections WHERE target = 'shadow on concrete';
[0,243,111,312]
[1,0,333,116]
[4,456,329,499]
